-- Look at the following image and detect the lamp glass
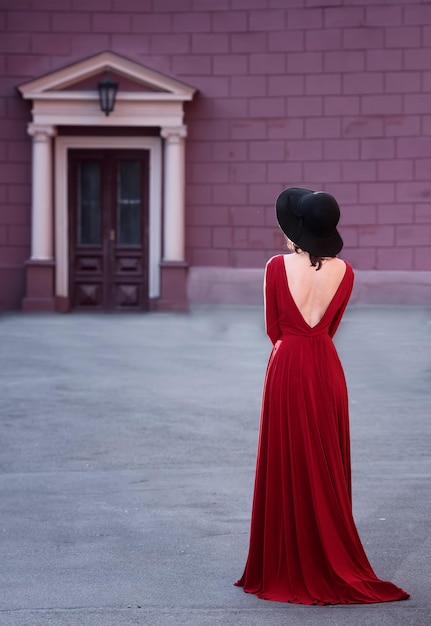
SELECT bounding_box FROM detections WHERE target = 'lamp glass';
[98,76,118,116]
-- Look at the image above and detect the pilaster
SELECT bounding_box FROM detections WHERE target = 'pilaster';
[159,125,189,311]
[22,123,56,311]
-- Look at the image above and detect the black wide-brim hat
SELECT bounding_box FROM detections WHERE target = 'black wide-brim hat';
[276,187,343,257]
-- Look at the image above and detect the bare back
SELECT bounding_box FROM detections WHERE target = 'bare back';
[283,253,347,328]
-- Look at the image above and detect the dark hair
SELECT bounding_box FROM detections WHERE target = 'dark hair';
[292,243,324,271]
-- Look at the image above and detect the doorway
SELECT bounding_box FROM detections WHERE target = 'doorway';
[68,150,150,311]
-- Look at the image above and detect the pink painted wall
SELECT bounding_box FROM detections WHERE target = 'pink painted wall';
[0,0,430,310]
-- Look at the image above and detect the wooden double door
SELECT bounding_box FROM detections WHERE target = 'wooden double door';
[69,150,150,311]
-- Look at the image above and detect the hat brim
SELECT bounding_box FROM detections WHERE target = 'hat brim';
[276,187,343,257]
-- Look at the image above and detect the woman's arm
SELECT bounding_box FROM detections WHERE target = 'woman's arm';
[264,258,282,345]
[329,264,354,338]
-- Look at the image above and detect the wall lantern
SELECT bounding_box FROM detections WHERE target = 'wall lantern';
[97,74,118,116]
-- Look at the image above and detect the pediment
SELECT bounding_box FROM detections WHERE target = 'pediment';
[60,71,165,93]
[18,51,195,101]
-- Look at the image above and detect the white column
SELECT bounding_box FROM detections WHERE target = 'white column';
[160,125,187,262]
[27,123,56,260]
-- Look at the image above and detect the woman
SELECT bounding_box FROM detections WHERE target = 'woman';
[234,187,409,605]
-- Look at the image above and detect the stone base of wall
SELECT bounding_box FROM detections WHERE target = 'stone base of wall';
[188,267,431,306]
[348,270,431,305]
[0,267,25,311]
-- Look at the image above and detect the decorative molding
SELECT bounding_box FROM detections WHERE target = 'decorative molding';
[17,52,196,128]
[27,123,57,138]
[161,125,188,140]
[18,51,196,99]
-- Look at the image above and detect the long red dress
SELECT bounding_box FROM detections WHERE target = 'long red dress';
[235,254,409,605]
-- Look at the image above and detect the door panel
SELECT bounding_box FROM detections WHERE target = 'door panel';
[117,160,142,246]
[69,150,150,311]
[73,159,104,308]
[77,160,102,245]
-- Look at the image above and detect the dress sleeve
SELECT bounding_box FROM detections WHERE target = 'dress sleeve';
[329,263,354,338]
[264,257,282,345]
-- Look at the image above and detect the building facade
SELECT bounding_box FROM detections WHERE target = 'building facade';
[0,0,430,312]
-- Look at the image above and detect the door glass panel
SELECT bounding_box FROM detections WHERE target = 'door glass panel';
[77,161,101,245]
[117,161,141,246]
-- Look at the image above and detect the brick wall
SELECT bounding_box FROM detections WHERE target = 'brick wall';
[0,0,430,308]
[181,1,431,271]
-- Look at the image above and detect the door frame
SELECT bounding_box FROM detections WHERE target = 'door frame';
[55,136,162,306]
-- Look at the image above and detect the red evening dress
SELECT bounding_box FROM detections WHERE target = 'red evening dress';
[235,254,409,605]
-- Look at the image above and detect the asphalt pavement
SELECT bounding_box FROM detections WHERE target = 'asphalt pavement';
[0,304,430,626]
